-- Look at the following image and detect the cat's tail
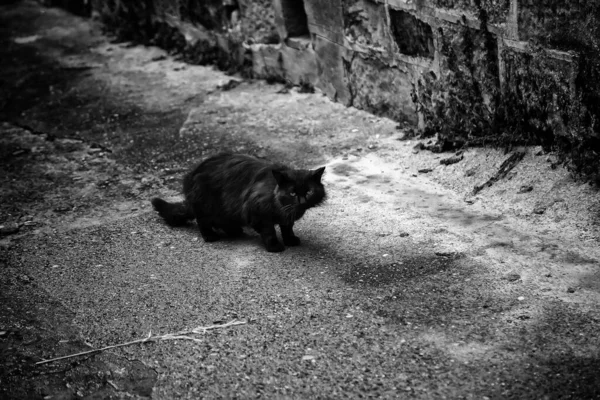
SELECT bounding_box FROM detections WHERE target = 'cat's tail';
[151,198,194,226]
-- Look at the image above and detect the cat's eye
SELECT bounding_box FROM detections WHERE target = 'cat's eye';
[307,189,314,196]
[289,192,296,197]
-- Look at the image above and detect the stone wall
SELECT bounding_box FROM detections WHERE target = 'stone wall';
[56,0,600,178]
[79,0,593,122]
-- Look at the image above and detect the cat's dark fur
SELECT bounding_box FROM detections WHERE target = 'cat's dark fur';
[151,153,326,252]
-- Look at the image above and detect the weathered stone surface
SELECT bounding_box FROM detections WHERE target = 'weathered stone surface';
[344,54,418,123]
[501,47,577,140]
[387,0,418,12]
[272,0,290,40]
[239,0,279,43]
[518,1,585,43]
[389,8,434,58]
[153,0,180,20]
[304,0,345,43]
[250,43,285,80]
[423,0,510,24]
[281,42,319,86]
[250,40,318,86]
[342,0,390,52]
[314,36,351,105]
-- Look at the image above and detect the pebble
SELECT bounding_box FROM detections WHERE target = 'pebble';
[0,223,20,236]
[440,154,463,165]
[54,205,72,212]
[12,149,28,156]
[464,168,477,177]
[518,185,534,194]
[14,35,40,44]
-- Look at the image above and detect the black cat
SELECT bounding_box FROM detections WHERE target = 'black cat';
[151,153,326,252]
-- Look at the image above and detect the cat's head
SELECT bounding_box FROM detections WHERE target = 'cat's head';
[272,167,326,214]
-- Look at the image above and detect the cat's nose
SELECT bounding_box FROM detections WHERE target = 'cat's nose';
[299,196,306,205]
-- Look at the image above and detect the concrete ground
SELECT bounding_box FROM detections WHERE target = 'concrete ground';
[1,2,599,399]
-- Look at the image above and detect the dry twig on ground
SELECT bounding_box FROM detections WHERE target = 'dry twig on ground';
[35,319,247,365]
[472,149,527,195]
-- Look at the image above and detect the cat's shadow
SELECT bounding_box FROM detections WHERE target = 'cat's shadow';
[176,223,326,251]
[177,223,258,245]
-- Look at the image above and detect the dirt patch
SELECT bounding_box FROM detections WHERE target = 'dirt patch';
[0,253,157,399]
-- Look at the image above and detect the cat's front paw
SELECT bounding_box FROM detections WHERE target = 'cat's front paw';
[265,242,285,252]
[283,236,301,246]
[202,233,220,242]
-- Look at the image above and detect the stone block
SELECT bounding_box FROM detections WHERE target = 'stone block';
[250,44,285,80]
[281,42,319,86]
[342,0,391,52]
[389,8,434,58]
[305,0,344,43]
[313,36,351,104]
[153,0,180,20]
[239,0,279,43]
[386,0,418,12]
[272,0,290,40]
[518,1,585,44]
[345,54,418,123]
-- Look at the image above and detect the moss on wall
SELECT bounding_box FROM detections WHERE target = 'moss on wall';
[389,9,434,58]
[239,0,279,44]
[431,0,510,24]
[412,15,500,148]
[413,2,600,181]
[343,0,389,50]
[499,47,598,179]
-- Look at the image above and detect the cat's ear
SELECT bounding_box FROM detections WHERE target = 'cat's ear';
[311,166,326,182]
[272,169,289,186]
